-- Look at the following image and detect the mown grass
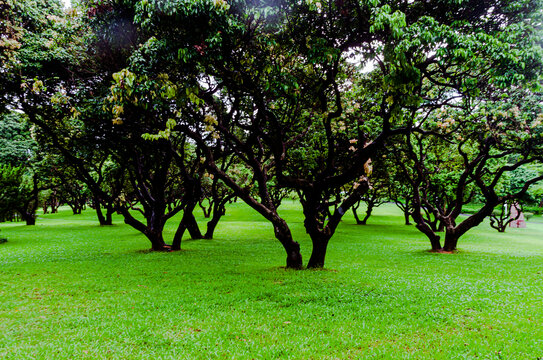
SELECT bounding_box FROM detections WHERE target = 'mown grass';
[0,202,542,359]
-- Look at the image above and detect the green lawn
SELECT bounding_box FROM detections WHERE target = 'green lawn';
[0,202,542,359]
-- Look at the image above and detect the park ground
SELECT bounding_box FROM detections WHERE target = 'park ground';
[0,202,542,359]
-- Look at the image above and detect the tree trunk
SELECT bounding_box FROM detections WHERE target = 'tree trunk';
[105,206,114,225]
[306,235,329,269]
[95,200,107,225]
[443,231,458,251]
[273,220,303,269]
[360,203,374,225]
[95,198,114,226]
[352,201,362,225]
[203,196,231,239]
[204,207,223,239]
[120,207,169,251]
[171,219,185,251]
[437,220,445,232]
[23,214,36,225]
[404,210,411,225]
[185,212,203,239]
[146,230,168,251]
[414,222,442,250]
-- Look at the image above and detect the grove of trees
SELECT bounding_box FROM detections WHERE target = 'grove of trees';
[1,0,542,268]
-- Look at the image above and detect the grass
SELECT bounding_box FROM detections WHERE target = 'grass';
[0,202,542,359]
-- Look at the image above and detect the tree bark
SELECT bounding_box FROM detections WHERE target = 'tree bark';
[443,231,459,251]
[307,235,329,269]
[105,206,114,225]
[352,205,362,224]
[204,215,220,239]
[95,199,107,225]
[204,205,224,239]
[22,213,36,226]
[171,219,186,251]
[414,221,442,250]
[145,229,168,251]
[404,210,411,225]
[185,212,203,239]
[273,219,303,269]
[360,204,374,225]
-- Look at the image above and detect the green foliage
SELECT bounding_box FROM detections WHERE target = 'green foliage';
[0,164,25,221]
[0,112,35,166]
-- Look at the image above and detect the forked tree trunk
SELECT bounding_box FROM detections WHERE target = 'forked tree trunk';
[352,205,362,224]
[51,200,59,213]
[121,207,169,251]
[204,214,220,239]
[95,204,114,226]
[171,205,201,251]
[19,199,38,226]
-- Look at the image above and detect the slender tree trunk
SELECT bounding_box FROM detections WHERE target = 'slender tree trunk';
[204,205,224,239]
[20,197,39,225]
[204,215,220,239]
[171,219,186,251]
[95,199,107,225]
[404,210,411,225]
[171,203,201,250]
[360,203,374,225]
[51,199,59,213]
[185,212,203,239]
[353,207,362,224]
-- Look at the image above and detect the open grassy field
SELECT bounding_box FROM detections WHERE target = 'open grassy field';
[0,202,542,359]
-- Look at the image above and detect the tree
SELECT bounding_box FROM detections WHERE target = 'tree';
[6,0,542,266]
[110,0,543,267]
[0,112,52,225]
[401,89,543,251]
